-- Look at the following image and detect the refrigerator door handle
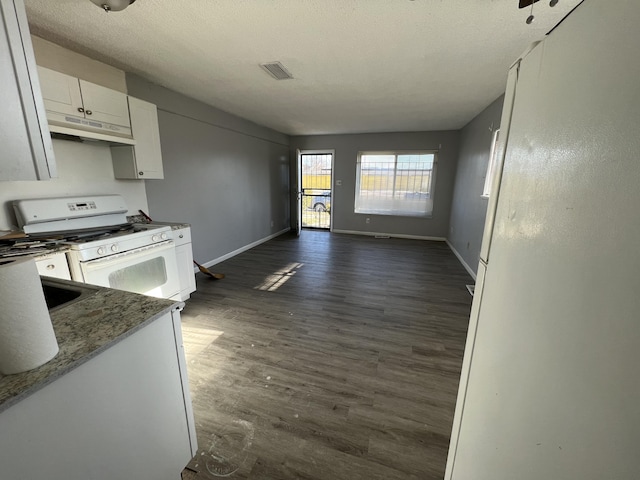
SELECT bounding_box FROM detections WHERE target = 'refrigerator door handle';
[479,60,520,264]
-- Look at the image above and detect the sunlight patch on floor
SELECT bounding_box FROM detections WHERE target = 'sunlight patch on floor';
[181,325,224,358]
[254,262,303,292]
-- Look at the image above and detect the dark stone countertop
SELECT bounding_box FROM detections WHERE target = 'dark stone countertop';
[0,279,182,414]
[159,222,191,230]
[0,244,70,260]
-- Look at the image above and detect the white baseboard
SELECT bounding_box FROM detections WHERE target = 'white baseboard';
[194,228,291,271]
[446,239,477,281]
[331,229,446,242]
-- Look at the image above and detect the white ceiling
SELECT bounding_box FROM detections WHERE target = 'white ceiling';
[24,0,582,136]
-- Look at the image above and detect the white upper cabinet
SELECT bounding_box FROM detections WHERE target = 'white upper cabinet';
[37,66,131,132]
[37,66,83,117]
[34,66,164,180]
[0,0,56,181]
[111,96,164,179]
[78,79,131,127]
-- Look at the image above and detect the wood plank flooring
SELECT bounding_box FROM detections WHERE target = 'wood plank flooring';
[180,230,472,480]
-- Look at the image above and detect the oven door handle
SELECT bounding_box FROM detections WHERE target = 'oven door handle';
[82,240,175,267]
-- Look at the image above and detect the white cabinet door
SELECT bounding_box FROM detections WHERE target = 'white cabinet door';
[128,96,163,177]
[112,96,164,179]
[79,79,131,128]
[37,66,130,129]
[37,66,83,118]
[176,243,196,301]
[0,310,196,479]
[0,0,56,181]
[173,226,196,300]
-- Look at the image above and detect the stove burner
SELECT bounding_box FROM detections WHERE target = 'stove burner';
[0,221,172,266]
[4,223,163,247]
[63,224,138,243]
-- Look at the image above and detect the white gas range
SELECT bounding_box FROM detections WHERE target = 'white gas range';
[12,195,181,300]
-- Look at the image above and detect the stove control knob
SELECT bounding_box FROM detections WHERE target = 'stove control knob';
[97,247,105,255]
[161,233,168,240]
[152,235,159,242]
[111,244,119,252]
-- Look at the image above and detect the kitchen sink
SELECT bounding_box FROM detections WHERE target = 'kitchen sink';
[41,278,96,311]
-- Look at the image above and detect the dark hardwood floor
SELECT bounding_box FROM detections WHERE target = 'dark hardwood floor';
[180,230,472,480]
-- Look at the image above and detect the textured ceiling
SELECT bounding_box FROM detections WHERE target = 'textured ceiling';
[24,0,582,136]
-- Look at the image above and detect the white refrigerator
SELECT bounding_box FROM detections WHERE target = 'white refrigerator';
[445,1,640,479]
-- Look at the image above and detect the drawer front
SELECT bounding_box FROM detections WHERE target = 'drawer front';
[172,227,191,246]
[35,252,71,280]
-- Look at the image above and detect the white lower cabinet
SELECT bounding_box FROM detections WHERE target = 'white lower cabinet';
[0,309,197,480]
[172,226,196,300]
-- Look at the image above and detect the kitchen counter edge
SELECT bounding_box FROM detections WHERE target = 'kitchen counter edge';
[0,279,183,414]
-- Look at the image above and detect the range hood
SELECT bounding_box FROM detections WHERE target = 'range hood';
[48,124,136,146]
[36,65,137,147]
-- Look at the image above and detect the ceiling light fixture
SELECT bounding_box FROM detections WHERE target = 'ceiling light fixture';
[526,1,535,24]
[89,0,137,13]
[519,0,559,24]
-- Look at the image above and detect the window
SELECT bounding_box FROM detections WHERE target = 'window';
[482,129,500,198]
[355,151,436,217]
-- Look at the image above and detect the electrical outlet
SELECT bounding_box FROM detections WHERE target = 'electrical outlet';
[271,220,274,227]
[366,218,370,224]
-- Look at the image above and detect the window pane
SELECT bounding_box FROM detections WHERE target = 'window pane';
[355,152,436,217]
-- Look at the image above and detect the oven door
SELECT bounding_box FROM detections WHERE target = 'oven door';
[78,240,181,300]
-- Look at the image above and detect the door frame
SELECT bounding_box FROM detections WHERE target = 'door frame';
[297,149,335,233]
[295,149,302,236]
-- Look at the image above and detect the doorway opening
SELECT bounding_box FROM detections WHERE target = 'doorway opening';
[299,151,333,230]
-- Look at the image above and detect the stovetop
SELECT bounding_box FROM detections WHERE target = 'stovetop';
[0,242,62,258]
[65,223,172,262]
[63,223,154,243]
[0,223,169,260]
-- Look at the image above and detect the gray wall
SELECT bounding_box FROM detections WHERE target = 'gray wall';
[290,131,460,238]
[447,95,505,275]
[126,74,291,265]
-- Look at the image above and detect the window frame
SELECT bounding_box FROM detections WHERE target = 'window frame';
[354,150,438,218]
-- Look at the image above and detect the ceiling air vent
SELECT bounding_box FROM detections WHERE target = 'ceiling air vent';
[260,61,294,80]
